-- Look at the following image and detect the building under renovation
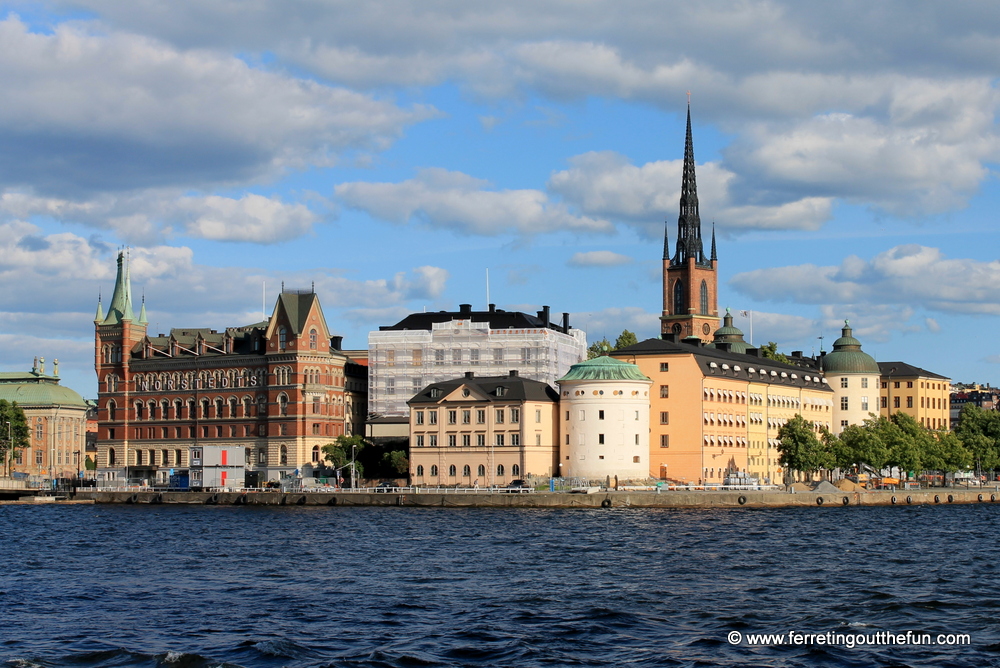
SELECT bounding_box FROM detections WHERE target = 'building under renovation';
[368,304,587,416]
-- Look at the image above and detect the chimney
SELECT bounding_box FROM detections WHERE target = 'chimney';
[330,335,343,351]
[542,305,550,328]
[460,303,472,315]
[509,370,518,377]
[32,356,38,374]
[562,312,570,332]
[465,371,474,378]
[488,303,496,313]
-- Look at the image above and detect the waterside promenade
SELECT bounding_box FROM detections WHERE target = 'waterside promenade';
[67,487,1000,509]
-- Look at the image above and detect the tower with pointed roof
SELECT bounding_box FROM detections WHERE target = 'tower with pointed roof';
[660,102,719,342]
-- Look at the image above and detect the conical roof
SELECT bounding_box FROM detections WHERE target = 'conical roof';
[102,251,135,325]
[558,356,651,383]
[822,321,879,374]
[708,309,751,354]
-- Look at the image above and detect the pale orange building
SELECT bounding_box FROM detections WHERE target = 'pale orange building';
[878,362,951,430]
[613,336,834,484]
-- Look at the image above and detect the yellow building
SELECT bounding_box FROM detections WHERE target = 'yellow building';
[878,362,951,430]
[613,336,834,484]
[407,371,559,486]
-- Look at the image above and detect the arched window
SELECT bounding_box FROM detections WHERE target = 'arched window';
[243,396,252,417]
[416,465,424,476]
[173,400,182,420]
[200,399,210,419]
[312,446,320,463]
[512,464,520,477]
[430,465,439,477]
[477,464,485,477]
[673,279,684,314]
[449,464,456,476]
[279,326,287,350]
[214,398,224,418]
[228,397,238,418]
[147,401,157,420]
[161,400,170,420]
[107,400,117,421]
[134,402,144,420]
[280,445,288,466]
[108,448,116,466]
[278,394,288,416]
[700,280,709,315]
[257,395,267,416]
[497,464,505,477]
[463,464,471,476]
[309,329,317,350]
[105,374,117,392]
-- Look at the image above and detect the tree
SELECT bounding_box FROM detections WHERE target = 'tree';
[955,404,1000,474]
[923,431,971,485]
[322,435,367,480]
[614,330,639,350]
[759,342,790,365]
[777,414,832,482]
[382,449,409,476]
[587,337,613,359]
[0,400,29,475]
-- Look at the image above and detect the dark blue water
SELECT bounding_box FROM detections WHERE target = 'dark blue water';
[2,504,999,667]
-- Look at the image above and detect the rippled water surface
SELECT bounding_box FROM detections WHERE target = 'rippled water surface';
[3,503,1000,667]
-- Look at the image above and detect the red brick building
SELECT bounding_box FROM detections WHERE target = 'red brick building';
[94,252,366,485]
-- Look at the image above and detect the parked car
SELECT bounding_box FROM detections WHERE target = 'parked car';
[374,481,396,492]
[504,479,532,492]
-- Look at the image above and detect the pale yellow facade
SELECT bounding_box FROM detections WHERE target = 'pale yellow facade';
[880,366,951,430]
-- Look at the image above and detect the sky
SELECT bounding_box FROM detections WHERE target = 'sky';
[2,0,1000,399]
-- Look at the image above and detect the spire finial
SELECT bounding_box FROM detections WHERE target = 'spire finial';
[710,222,717,262]
[662,220,670,261]
[672,96,704,266]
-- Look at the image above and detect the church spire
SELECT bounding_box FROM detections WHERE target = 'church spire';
[671,101,706,267]
[102,250,136,325]
[138,293,148,326]
[662,221,670,261]
[710,222,717,262]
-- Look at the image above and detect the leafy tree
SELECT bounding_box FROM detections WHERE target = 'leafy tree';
[0,400,30,475]
[759,342,790,365]
[614,330,639,350]
[835,422,888,472]
[923,431,972,485]
[322,434,366,479]
[870,415,920,481]
[587,338,613,359]
[955,404,1000,473]
[382,449,409,476]
[777,414,832,482]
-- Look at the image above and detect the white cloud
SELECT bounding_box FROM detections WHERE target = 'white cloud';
[567,251,633,267]
[731,244,1000,316]
[335,168,612,235]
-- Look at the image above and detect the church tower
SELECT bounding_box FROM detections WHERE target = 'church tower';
[660,102,719,341]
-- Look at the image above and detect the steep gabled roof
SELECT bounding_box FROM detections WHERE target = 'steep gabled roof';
[265,291,331,340]
[407,372,559,405]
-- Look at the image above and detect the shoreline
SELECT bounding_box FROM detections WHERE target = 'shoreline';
[54,488,1000,508]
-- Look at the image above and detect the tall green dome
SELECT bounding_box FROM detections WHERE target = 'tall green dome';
[821,321,879,374]
[707,308,751,354]
[558,356,651,383]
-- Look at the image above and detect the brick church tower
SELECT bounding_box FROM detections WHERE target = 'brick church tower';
[660,103,719,342]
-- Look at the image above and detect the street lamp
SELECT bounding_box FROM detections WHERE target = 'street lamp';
[4,421,10,478]
[351,442,356,489]
[75,450,81,479]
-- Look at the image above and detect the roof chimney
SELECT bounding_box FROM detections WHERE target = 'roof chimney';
[488,303,496,313]
[509,369,518,377]
[330,335,343,351]
[562,312,570,332]
[465,371,474,378]
[460,303,472,315]
[542,305,550,328]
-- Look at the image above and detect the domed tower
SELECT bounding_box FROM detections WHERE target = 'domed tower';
[822,320,880,435]
[707,308,751,354]
[557,356,651,482]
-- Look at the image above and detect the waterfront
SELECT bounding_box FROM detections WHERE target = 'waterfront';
[3,504,999,667]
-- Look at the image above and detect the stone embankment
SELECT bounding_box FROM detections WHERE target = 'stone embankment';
[72,488,1000,509]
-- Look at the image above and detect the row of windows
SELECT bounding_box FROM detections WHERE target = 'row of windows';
[414,433,524,447]
[566,409,641,421]
[106,447,186,467]
[415,407,529,426]
[415,463,521,478]
[839,377,871,388]
[567,433,642,446]
[839,396,871,411]
[384,348,541,365]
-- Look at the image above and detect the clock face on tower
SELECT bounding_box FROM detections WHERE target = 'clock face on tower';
[672,323,682,335]
[703,323,711,335]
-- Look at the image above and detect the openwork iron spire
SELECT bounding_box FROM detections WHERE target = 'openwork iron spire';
[669,102,707,267]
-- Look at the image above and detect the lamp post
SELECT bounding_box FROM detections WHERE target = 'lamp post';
[351,442,356,489]
[4,421,10,478]
[75,450,81,479]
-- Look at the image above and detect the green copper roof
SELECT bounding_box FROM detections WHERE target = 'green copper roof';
[557,356,651,383]
[706,309,752,354]
[0,373,87,407]
[102,251,135,325]
[138,298,148,325]
[822,321,879,374]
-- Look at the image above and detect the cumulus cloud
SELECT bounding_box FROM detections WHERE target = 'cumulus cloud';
[335,168,612,235]
[0,16,435,197]
[567,251,633,267]
[731,244,1000,315]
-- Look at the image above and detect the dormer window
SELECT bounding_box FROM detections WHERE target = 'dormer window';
[495,386,507,397]
[429,388,441,398]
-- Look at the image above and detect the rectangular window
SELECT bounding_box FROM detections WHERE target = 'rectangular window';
[313,423,320,435]
[535,409,542,423]
[841,397,849,410]
[907,396,913,408]
[470,349,480,365]
[660,363,669,372]
[861,378,869,389]
[598,434,605,445]
[434,349,445,364]
[429,435,438,447]
[477,409,486,424]
[415,435,424,447]
[448,410,457,424]
[841,420,849,428]
[894,396,900,408]
[462,410,471,424]
[386,349,395,366]
[660,412,669,425]
[493,348,503,362]
[495,409,504,424]
[415,412,424,425]
[840,377,848,388]
[894,381,900,389]
[495,434,504,446]
[412,349,422,366]
[881,382,887,389]
[510,408,520,423]
[477,434,486,446]
[861,397,869,411]
[511,434,520,446]
[907,381,913,388]
[429,411,437,425]
[536,434,541,446]
[660,385,669,398]
[386,378,395,395]
[579,410,585,421]
[660,434,669,448]
[598,410,605,420]
[452,349,462,362]
[462,434,471,446]
[881,396,888,409]
[448,434,457,447]
[635,434,639,445]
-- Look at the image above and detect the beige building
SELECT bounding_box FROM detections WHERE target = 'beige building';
[879,362,951,430]
[408,371,559,486]
[819,321,881,434]
[0,358,89,478]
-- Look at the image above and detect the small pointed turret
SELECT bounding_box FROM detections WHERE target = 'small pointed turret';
[94,291,104,323]
[138,294,148,326]
[103,251,136,325]
[710,223,717,262]
[662,221,670,261]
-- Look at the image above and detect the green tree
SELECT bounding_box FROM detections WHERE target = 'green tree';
[322,434,367,480]
[587,337,613,359]
[923,431,972,486]
[0,399,30,475]
[873,414,921,481]
[382,449,409,476]
[614,329,639,350]
[759,342,790,365]
[836,418,889,472]
[777,414,832,482]
[955,404,1000,473]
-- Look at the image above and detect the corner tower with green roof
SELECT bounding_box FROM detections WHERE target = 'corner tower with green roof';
[557,356,652,482]
[821,320,880,435]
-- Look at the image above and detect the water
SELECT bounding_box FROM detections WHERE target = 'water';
[2,503,999,667]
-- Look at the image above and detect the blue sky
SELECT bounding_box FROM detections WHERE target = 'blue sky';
[2,0,1000,397]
